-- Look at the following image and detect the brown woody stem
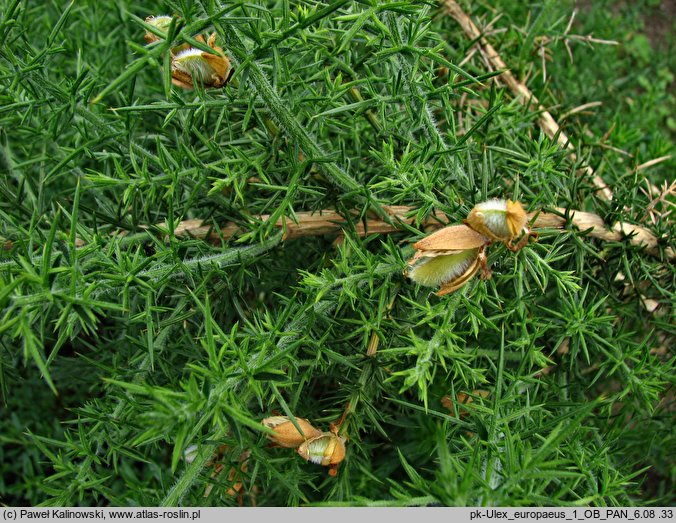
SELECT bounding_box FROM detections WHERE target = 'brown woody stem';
[163,205,672,260]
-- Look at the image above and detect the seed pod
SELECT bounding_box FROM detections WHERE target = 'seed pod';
[412,224,489,253]
[297,432,346,475]
[436,252,483,296]
[465,199,530,248]
[406,248,481,295]
[171,33,231,89]
[144,15,175,44]
[262,416,322,448]
[406,224,493,295]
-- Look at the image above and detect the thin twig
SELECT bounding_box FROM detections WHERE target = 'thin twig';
[640,179,675,226]
[560,101,602,121]
[636,155,673,172]
[441,0,614,201]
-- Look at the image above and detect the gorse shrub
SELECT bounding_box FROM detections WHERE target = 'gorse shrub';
[0,0,673,507]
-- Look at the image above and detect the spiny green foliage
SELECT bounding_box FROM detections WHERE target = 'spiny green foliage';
[1,0,674,507]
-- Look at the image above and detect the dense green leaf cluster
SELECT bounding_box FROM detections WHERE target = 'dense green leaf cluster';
[1,0,673,507]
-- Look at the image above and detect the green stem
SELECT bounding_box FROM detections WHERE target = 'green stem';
[384,11,446,148]
[204,5,391,222]
[161,298,335,505]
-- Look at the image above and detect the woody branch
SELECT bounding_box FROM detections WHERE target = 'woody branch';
[162,206,673,260]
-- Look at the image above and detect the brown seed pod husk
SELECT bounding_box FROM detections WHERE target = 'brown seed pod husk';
[413,224,489,252]
[436,254,481,296]
[406,239,492,296]
[262,416,322,448]
[505,200,528,238]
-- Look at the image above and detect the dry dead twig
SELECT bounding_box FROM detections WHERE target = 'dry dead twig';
[162,205,673,260]
[640,178,675,226]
